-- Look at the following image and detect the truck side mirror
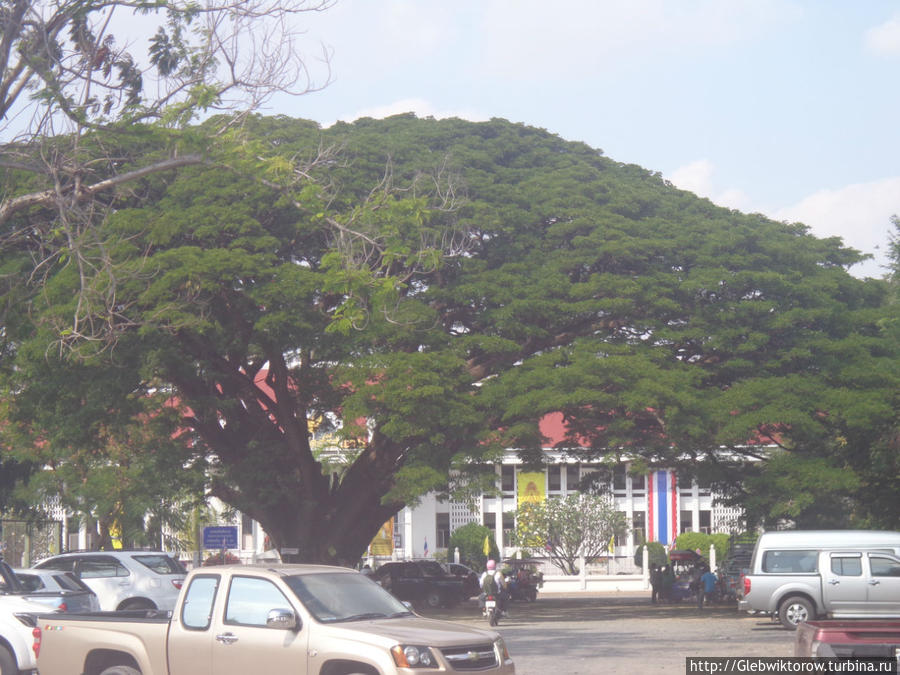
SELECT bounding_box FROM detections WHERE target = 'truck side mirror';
[266,608,299,631]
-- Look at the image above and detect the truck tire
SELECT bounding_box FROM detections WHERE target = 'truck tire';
[425,590,442,608]
[99,666,141,675]
[0,647,17,675]
[778,596,814,630]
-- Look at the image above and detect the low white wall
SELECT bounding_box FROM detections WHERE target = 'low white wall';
[539,574,648,593]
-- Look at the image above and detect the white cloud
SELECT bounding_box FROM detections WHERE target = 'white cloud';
[477,0,800,78]
[773,178,900,277]
[667,159,751,211]
[668,160,896,278]
[864,14,900,55]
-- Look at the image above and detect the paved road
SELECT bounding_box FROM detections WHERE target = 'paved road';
[423,594,795,674]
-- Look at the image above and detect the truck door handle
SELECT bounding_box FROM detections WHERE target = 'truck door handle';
[868,580,880,586]
[827,579,840,585]
[216,633,239,645]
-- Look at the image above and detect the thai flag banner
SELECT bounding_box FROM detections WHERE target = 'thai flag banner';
[647,470,678,546]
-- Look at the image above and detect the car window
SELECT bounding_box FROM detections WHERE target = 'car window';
[285,572,410,624]
[761,550,818,573]
[831,555,862,576]
[225,576,292,627]
[418,561,447,577]
[79,557,130,578]
[15,573,44,592]
[52,573,94,592]
[131,554,186,575]
[35,558,76,573]
[870,556,900,578]
[402,563,422,578]
[181,575,220,630]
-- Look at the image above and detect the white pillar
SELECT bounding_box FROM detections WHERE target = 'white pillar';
[454,547,460,564]
[579,554,587,590]
[642,545,650,589]
[494,496,503,558]
[710,545,717,571]
[403,507,413,559]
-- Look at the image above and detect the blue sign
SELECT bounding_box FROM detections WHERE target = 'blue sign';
[203,526,238,550]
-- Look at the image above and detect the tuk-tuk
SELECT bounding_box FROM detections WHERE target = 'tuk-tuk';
[667,549,703,602]
[501,558,543,602]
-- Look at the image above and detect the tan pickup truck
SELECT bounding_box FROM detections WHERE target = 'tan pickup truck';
[34,563,516,675]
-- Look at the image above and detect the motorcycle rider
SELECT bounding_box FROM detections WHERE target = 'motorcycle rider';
[479,559,508,616]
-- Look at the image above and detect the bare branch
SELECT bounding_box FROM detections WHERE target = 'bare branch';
[0,153,206,225]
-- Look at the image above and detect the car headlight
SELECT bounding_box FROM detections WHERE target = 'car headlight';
[390,645,438,668]
[495,637,511,662]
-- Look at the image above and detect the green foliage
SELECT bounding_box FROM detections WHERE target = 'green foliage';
[2,113,898,563]
[447,522,499,571]
[738,452,862,529]
[673,532,730,563]
[634,541,667,568]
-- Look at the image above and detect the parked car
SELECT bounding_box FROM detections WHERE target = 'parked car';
[739,530,900,629]
[33,550,186,611]
[372,560,465,608]
[448,562,481,598]
[34,564,516,675]
[12,568,101,613]
[795,619,900,660]
[0,556,59,674]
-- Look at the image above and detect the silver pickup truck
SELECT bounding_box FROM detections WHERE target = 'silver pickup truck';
[739,530,900,629]
[34,563,516,675]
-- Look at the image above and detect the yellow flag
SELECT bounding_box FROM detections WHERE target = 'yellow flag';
[483,534,491,556]
[608,535,615,554]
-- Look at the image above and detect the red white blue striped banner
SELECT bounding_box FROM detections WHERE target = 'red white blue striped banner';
[647,470,678,546]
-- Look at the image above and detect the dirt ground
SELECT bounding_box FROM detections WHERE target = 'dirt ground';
[422,592,795,674]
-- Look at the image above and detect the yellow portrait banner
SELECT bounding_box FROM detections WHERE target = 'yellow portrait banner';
[517,471,546,506]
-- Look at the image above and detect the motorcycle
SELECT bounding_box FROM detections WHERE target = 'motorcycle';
[482,594,501,626]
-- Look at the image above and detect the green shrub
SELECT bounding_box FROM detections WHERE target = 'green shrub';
[634,541,667,568]
[447,522,500,571]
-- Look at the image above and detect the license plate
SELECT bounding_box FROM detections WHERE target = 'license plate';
[485,600,496,609]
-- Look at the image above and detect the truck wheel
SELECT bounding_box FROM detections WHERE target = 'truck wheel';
[425,590,442,608]
[0,647,17,675]
[99,667,141,675]
[778,596,813,630]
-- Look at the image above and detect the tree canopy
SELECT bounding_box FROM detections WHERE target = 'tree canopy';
[2,114,898,561]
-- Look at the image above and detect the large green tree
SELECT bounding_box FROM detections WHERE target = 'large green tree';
[3,115,898,562]
[0,1,334,523]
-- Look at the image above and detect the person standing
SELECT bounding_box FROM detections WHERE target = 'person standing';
[661,564,675,602]
[698,566,718,609]
[650,565,662,604]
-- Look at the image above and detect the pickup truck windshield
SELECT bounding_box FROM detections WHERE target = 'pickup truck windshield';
[284,573,413,624]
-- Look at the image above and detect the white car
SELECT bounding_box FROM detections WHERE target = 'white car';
[12,568,101,613]
[0,594,48,675]
[33,550,186,611]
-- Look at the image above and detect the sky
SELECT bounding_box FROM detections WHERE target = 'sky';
[258,0,900,279]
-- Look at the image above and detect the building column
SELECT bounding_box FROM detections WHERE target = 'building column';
[494,494,504,557]
[403,506,413,559]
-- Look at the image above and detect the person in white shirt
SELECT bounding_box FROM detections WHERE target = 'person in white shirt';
[479,559,508,615]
